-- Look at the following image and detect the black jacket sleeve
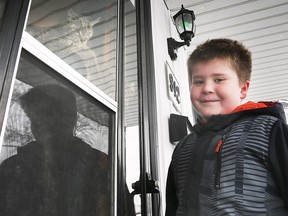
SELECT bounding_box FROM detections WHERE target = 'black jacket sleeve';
[269,119,288,208]
[165,163,178,216]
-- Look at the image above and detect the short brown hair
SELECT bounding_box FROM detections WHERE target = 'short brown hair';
[187,38,252,84]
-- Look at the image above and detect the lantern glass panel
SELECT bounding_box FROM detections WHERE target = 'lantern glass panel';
[175,13,193,34]
[175,15,184,34]
[182,13,193,31]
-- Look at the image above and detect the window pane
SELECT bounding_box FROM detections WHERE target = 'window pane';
[124,1,140,215]
[26,0,117,100]
[0,50,114,215]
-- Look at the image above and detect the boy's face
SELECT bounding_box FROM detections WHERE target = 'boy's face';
[190,58,249,122]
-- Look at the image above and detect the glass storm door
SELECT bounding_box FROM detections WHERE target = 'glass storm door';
[0,0,158,215]
[0,0,117,215]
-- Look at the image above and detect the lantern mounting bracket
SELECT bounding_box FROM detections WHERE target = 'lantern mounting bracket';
[167,37,190,61]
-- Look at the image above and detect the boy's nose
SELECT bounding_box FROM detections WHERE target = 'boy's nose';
[202,82,214,93]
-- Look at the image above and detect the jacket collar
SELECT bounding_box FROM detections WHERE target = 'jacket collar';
[193,101,286,134]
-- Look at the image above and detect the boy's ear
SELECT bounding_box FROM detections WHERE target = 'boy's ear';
[240,80,250,99]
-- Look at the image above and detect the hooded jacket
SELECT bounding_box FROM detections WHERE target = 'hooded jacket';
[166,102,288,216]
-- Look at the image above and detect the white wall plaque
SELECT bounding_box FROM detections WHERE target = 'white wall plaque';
[166,61,181,113]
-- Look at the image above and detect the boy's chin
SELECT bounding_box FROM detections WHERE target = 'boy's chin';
[200,113,215,119]
[198,115,211,124]
[199,112,222,123]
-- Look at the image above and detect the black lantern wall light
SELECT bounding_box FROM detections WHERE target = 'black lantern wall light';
[167,5,196,61]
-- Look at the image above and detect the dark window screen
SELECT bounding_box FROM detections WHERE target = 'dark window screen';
[0,49,114,215]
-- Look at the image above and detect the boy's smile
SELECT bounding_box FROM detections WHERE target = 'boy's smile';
[190,59,249,122]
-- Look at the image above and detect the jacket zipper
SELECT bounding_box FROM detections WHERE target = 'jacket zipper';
[215,135,226,189]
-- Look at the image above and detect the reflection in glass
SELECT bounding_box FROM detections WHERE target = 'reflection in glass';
[0,50,113,215]
[124,1,140,215]
[26,0,118,100]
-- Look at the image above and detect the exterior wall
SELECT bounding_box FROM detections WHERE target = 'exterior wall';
[150,0,195,214]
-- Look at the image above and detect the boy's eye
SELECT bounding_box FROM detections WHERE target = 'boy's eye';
[192,79,204,85]
[214,78,224,83]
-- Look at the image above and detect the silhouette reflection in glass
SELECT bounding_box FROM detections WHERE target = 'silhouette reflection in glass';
[0,84,108,216]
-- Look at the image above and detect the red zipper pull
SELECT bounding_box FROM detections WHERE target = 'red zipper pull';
[215,139,223,153]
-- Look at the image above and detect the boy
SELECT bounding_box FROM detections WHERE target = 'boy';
[165,38,288,215]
